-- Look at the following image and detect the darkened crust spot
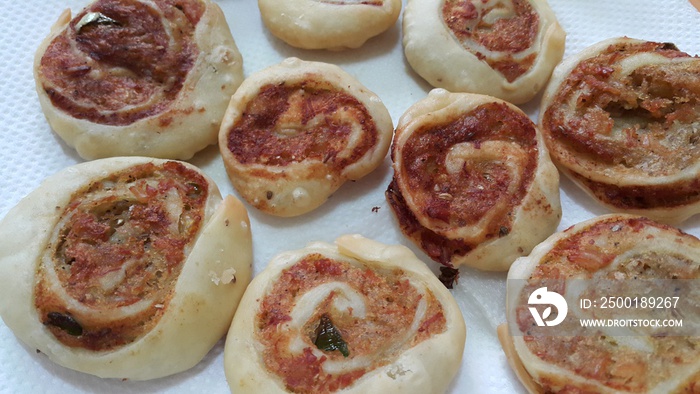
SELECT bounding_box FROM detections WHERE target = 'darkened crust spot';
[386,179,474,267]
[572,172,700,210]
[39,0,205,126]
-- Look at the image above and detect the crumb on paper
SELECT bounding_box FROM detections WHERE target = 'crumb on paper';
[372,206,380,213]
[222,268,237,284]
[210,269,237,285]
[439,266,460,289]
[386,363,410,379]
[209,270,221,285]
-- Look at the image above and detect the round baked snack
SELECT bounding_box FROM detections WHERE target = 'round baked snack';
[540,37,700,223]
[501,214,700,393]
[0,157,253,380]
[224,235,465,393]
[386,89,561,272]
[34,0,244,160]
[219,58,393,217]
[258,0,401,50]
[403,0,565,104]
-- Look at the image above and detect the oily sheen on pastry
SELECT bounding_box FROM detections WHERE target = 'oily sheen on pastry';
[386,90,561,271]
[501,214,700,393]
[34,0,244,160]
[219,58,393,217]
[403,0,565,104]
[0,157,252,380]
[224,235,466,394]
[540,37,700,223]
[258,0,401,50]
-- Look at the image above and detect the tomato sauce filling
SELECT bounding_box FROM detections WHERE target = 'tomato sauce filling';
[256,255,446,393]
[515,216,700,391]
[35,162,208,351]
[39,0,204,125]
[442,0,539,82]
[226,82,378,171]
[542,40,700,209]
[387,102,537,266]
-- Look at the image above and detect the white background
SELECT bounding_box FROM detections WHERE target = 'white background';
[0,0,699,392]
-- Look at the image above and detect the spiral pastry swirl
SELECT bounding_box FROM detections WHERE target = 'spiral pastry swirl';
[403,0,565,104]
[540,37,700,223]
[34,0,244,160]
[503,215,700,393]
[0,158,252,379]
[36,161,207,351]
[224,235,466,394]
[219,58,393,217]
[387,90,561,271]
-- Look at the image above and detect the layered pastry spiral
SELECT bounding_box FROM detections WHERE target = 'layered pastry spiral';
[0,157,252,379]
[34,0,244,160]
[224,235,465,394]
[219,58,393,217]
[502,214,700,393]
[403,0,565,104]
[387,90,561,271]
[540,37,700,223]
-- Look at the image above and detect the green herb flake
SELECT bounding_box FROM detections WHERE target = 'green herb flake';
[314,314,349,357]
[46,312,83,336]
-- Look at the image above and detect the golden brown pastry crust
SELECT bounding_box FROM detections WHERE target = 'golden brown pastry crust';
[540,37,700,223]
[219,58,393,217]
[403,0,565,104]
[258,0,401,50]
[224,235,466,393]
[504,214,700,393]
[34,0,244,160]
[387,89,561,271]
[0,157,252,380]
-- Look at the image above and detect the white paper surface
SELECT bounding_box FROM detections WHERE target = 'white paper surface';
[0,0,699,392]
